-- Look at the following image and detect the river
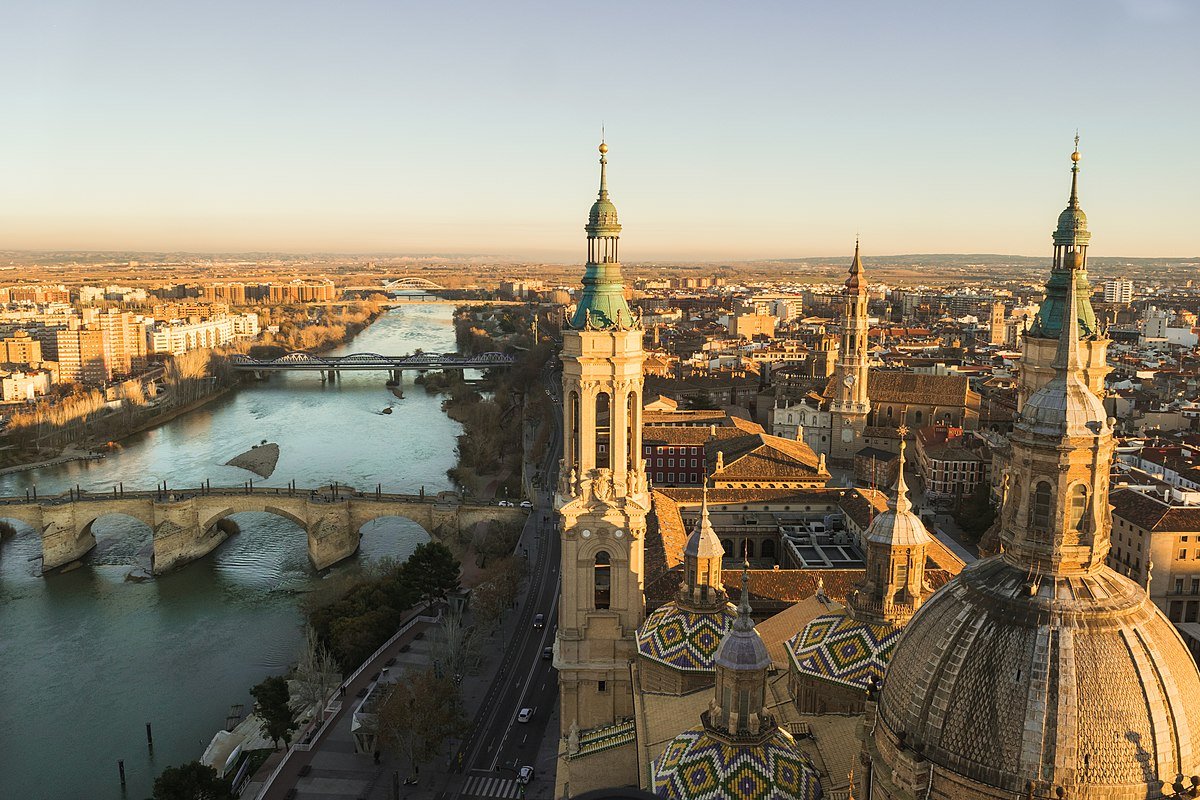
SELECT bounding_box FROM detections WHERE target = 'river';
[0,304,463,800]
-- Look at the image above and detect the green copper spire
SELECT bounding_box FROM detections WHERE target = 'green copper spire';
[569,141,633,330]
[1030,136,1098,340]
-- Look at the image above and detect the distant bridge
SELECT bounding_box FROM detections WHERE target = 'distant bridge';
[0,484,527,574]
[384,277,447,291]
[229,351,515,376]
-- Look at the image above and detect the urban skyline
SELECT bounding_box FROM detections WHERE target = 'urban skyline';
[1,1,1197,258]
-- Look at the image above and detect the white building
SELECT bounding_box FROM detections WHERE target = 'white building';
[0,369,52,402]
[1104,278,1133,304]
[149,317,236,355]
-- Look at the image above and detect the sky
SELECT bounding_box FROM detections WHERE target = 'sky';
[0,0,1196,260]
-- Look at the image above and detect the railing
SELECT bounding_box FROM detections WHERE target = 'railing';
[251,604,444,798]
[229,351,514,370]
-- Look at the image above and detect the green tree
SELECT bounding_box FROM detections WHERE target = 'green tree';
[402,541,461,604]
[251,675,298,750]
[151,761,234,800]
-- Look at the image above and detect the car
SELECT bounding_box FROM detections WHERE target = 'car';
[497,500,514,507]
[517,766,534,785]
[533,613,545,628]
[542,646,553,661]
[517,707,533,723]
[520,500,533,509]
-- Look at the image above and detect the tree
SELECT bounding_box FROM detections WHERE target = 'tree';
[376,668,467,774]
[431,607,476,680]
[151,761,234,800]
[290,626,341,718]
[251,675,297,750]
[402,541,461,604]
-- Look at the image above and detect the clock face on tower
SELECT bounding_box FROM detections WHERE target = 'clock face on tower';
[843,374,857,388]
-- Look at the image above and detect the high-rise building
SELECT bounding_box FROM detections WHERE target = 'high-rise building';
[89,309,148,377]
[0,330,42,365]
[1103,277,1133,304]
[56,326,109,384]
[828,240,871,463]
[862,150,1200,800]
[554,143,650,792]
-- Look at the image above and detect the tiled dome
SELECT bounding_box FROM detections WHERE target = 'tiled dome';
[637,601,738,672]
[787,611,902,691]
[652,726,823,800]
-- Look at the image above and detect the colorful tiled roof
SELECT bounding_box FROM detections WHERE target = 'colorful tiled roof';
[652,726,823,800]
[637,601,738,672]
[787,611,902,691]
[572,719,637,759]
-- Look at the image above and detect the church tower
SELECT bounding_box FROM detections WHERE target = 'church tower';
[847,432,930,625]
[555,142,650,734]
[1018,137,1110,410]
[830,240,871,463]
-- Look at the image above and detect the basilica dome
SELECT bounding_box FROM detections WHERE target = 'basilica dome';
[652,726,823,800]
[876,557,1200,797]
[637,602,737,672]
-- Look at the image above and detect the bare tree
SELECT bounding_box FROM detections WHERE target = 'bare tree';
[430,608,476,681]
[376,668,466,775]
[290,626,341,719]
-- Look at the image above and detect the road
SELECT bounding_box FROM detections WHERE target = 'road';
[453,363,563,795]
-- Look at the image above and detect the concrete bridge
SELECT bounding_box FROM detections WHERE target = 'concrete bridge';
[0,485,527,575]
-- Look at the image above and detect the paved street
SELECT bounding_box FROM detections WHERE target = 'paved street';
[251,365,565,800]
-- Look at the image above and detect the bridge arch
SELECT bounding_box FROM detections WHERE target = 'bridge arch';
[200,504,308,534]
[356,514,433,563]
[79,512,155,564]
[384,277,446,291]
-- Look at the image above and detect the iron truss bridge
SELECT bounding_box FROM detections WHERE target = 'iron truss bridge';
[229,351,515,372]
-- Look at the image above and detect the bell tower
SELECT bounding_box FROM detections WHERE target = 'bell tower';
[830,239,871,462]
[1018,137,1110,410]
[555,141,650,734]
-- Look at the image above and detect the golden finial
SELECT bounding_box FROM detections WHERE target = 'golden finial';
[598,141,608,154]
[1071,131,1081,162]
[897,424,909,439]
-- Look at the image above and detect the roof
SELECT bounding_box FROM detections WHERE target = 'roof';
[707,433,826,482]
[788,610,903,690]
[825,371,978,407]
[652,726,823,800]
[1111,488,1200,532]
[636,601,738,673]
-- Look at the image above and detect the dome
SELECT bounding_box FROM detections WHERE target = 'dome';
[1054,204,1089,245]
[588,197,621,231]
[864,507,930,548]
[637,601,738,672]
[788,611,902,691]
[652,726,824,800]
[714,610,771,673]
[685,492,725,559]
[877,557,1200,797]
[1019,372,1109,438]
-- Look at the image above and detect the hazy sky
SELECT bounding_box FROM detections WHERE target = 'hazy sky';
[0,1,1196,259]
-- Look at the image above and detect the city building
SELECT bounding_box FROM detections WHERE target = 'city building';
[55,325,109,384]
[89,308,148,377]
[1104,277,1134,305]
[0,330,42,365]
[0,369,52,402]
[862,168,1200,797]
[913,424,990,501]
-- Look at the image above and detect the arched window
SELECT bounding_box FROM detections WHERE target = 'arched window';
[887,407,893,419]
[721,539,734,556]
[594,551,611,609]
[743,540,756,558]
[915,410,923,425]
[595,392,611,469]
[761,539,776,560]
[569,391,580,472]
[1031,481,1053,531]
[1069,484,1089,532]
[626,391,637,472]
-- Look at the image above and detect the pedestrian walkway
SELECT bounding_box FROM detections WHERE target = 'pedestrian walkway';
[461,773,524,798]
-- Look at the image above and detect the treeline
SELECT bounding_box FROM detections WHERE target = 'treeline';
[304,541,461,672]
[250,299,384,353]
[443,304,556,493]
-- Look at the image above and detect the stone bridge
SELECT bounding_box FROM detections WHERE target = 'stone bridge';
[0,486,527,574]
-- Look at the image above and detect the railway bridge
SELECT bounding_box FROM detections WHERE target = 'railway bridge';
[0,485,526,574]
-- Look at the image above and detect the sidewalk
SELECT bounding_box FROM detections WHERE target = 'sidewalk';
[250,504,551,800]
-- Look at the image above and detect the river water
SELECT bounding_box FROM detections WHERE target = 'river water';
[0,304,463,799]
